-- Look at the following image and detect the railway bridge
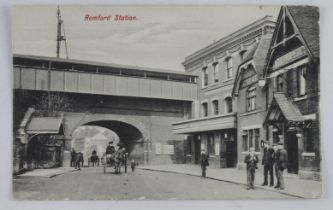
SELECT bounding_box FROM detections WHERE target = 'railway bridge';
[13,54,197,166]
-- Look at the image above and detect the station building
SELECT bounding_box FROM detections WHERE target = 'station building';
[172,16,276,168]
[263,6,320,180]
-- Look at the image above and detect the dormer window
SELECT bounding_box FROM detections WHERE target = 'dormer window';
[247,86,256,112]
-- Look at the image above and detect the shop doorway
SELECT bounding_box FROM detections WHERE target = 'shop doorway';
[225,140,236,167]
[194,137,200,164]
[286,131,299,174]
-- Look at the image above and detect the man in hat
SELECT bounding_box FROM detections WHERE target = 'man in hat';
[200,149,209,178]
[106,141,116,155]
[261,140,275,187]
[244,147,259,190]
[274,142,287,190]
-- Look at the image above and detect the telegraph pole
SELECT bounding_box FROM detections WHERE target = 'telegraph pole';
[56,6,68,59]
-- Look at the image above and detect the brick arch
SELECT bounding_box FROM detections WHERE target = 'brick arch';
[68,115,150,164]
[69,115,150,142]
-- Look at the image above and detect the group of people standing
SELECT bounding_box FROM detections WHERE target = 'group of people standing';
[199,141,288,191]
[244,141,287,190]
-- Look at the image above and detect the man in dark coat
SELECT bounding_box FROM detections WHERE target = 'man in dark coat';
[261,141,275,186]
[274,142,288,190]
[200,150,209,178]
[244,147,259,190]
[106,141,116,155]
[70,148,76,167]
[75,152,83,170]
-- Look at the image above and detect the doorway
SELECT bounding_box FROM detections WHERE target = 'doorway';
[225,140,236,167]
[286,131,299,174]
[194,137,200,164]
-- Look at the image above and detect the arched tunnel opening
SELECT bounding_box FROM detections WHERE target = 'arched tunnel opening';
[72,120,145,164]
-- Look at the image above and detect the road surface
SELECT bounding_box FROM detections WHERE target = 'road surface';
[13,167,296,200]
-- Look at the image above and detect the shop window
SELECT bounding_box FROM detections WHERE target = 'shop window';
[225,97,233,113]
[187,137,192,154]
[213,62,219,83]
[297,65,307,96]
[243,129,260,152]
[207,134,215,155]
[255,129,260,151]
[226,57,233,79]
[249,130,254,148]
[247,86,256,111]
[242,134,248,151]
[305,129,314,152]
[202,67,208,87]
[212,100,219,115]
[202,102,208,117]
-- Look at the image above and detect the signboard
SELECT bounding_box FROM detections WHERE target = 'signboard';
[155,143,162,154]
[273,46,307,69]
[163,145,174,155]
[241,74,258,88]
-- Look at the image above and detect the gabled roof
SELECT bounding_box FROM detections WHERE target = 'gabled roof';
[232,33,273,96]
[287,6,320,58]
[264,93,304,125]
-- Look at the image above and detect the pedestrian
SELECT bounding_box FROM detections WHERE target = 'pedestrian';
[70,148,76,167]
[131,159,136,172]
[274,142,287,190]
[261,140,275,187]
[75,152,82,170]
[244,147,259,190]
[200,149,209,178]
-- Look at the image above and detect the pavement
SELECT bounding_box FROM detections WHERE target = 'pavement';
[138,164,322,199]
[16,167,76,178]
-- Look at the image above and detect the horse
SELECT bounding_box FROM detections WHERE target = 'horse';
[89,154,99,166]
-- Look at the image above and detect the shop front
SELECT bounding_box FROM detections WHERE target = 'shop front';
[25,116,65,169]
[173,113,237,168]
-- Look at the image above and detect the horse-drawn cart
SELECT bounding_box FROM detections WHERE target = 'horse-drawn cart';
[103,150,128,174]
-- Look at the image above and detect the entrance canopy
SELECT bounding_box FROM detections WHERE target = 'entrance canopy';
[26,117,63,134]
[264,93,304,126]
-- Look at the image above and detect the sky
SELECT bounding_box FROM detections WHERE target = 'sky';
[12,5,280,71]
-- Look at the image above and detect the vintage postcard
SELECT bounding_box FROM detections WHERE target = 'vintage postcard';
[12,5,321,200]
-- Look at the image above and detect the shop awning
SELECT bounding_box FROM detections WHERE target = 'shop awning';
[172,113,237,134]
[26,117,63,134]
[265,93,304,125]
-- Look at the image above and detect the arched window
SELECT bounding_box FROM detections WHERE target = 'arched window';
[225,97,233,113]
[247,86,256,111]
[213,62,219,83]
[226,57,233,79]
[212,100,219,115]
[239,50,246,61]
[202,67,208,87]
[202,102,208,117]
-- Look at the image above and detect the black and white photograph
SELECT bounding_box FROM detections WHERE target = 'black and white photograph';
[11,5,322,200]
